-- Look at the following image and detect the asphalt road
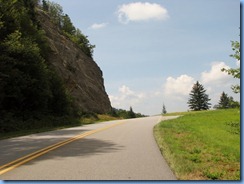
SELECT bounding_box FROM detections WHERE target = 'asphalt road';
[0,116,178,180]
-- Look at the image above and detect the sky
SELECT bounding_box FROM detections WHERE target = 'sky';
[50,0,240,115]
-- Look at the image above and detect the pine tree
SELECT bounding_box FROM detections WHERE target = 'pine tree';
[162,104,167,115]
[218,92,230,109]
[216,92,240,109]
[188,81,211,111]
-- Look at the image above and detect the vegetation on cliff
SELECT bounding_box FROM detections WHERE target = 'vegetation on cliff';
[0,0,146,136]
[0,0,96,133]
[41,0,95,58]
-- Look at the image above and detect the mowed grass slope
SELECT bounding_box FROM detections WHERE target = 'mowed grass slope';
[154,109,240,180]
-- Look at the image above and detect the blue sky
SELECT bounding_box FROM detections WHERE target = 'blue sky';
[50,0,240,115]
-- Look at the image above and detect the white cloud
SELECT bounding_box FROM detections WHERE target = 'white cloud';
[117,2,169,24]
[108,61,240,114]
[164,75,195,96]
[236,60,240,67]
[118,85,134,95]
[90,23,108,30]
[200,62,240,107]
[160,62,239,113]
[162,75,195,112]
[201,62,232,85]
[109,85,146,109]
[109,85,167,115]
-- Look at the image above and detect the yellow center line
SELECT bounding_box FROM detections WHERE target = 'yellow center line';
[0,121,125,175]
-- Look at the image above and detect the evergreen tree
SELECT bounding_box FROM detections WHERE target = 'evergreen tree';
[218,92,230,109]
[162,104,167,115]
[188,81,211,111]
[216,92,240,109]
[228,97,240,109]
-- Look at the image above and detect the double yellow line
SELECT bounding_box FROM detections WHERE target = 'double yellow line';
[0,121,124,175]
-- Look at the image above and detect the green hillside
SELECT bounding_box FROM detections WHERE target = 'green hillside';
[154,109,240,180]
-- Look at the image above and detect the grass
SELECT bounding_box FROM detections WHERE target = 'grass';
[0,114,120,140]
[80,114,121,124]
[154,109,240,180]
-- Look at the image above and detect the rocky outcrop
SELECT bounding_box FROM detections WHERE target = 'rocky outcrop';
[37,10,111,114]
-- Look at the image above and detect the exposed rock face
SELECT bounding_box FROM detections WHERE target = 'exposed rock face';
[37,10,111,114]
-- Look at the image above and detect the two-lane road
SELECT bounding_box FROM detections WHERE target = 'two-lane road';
[0,116,178,180]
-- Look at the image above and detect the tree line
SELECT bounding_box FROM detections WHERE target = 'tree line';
[0,0,88,133]
[187,39,240,111]
[163,39,240,113]
[109,107,147,119]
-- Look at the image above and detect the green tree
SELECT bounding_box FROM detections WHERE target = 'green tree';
[42,0,49,12]
[215,92,240,109]
[42,2,95,58]
[218,92,230,109]
[222,40,240,93]
[61,14,75,35]
[75,29,95,57]
[128,106,136,119]
[1,30,50,112]
[228,96,240,109]
[0,0,76,130]
[108,107,119,117]
[188,81,211,111]
[162,104,167,115]
[46,1,63,27]
[48,71,71,115]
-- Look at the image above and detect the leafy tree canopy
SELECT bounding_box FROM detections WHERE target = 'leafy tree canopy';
[0,0,76,133]
[222,40,240,93]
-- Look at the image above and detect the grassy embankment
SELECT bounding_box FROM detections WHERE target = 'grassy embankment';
[0,114,119,140]
[154,109,240,180]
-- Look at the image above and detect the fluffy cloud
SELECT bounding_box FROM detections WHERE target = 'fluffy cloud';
[117,2,169,24]
[201,62,232,85]
[90,23,108,30]
[109,85,164,115]
[164,75,195,96]
[160,75,195,113]
[109,85,145,108]
[162,62,239,112]
[109,61,240,114]
[200,62,240,107]
[236,60,240,67]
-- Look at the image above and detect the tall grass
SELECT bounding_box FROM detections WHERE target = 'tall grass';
[154,109,240,180]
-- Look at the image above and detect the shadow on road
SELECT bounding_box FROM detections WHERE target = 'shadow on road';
[0,128,123,166]
[41,138,123,159]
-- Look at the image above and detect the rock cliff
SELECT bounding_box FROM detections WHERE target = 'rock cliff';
[37,10,111,114]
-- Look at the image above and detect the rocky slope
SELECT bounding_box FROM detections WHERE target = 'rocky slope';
[37,10,111,114]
